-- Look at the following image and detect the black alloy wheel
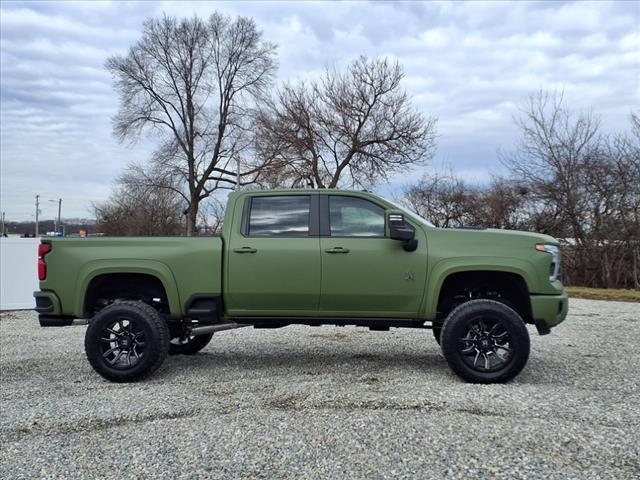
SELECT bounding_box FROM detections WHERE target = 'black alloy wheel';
[100,318,146,368]
[458,316,513,372]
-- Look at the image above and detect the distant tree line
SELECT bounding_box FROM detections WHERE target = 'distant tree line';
[4,219,96,237]
[403,92,639,290]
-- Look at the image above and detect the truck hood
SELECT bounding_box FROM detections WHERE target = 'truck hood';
[425,226,559,260]
[445,227,558,245]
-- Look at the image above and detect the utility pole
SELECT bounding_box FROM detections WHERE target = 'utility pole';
[1,211,5,236]
[57,198,62,234]
[35,195,40,237]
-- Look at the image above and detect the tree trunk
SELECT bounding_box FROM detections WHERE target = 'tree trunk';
[186,203,199,237]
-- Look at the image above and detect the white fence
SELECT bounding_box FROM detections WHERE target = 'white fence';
[0,237,39,310]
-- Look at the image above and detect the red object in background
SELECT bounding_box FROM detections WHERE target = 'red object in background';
[38,242,51,280]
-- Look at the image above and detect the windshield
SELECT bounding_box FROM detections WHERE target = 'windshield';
[382,197,435,227]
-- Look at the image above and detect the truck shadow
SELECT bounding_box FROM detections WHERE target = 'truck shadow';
[162,348,447,379]
[156,344,566,386]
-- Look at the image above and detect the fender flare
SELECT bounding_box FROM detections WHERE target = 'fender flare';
[421,257,535,320]
[74,259,182,318]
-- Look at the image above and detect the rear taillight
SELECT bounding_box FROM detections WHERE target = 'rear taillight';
[38,242,51,280]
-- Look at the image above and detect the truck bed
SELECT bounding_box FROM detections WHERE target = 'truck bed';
[39,236,222,318]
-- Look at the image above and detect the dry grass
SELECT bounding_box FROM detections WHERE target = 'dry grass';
[566,286,640,302]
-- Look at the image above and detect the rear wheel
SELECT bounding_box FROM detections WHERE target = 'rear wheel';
[85,301,169,382]
[440,299,530,383]
[169,333,214,355]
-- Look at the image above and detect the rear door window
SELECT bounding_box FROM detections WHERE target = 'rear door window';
[248,196,311,237]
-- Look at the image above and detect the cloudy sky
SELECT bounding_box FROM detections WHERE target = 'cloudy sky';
[1,1,638,221]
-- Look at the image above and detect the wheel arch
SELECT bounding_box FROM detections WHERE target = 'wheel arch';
[422,258,534,321]
[75,260,182,318]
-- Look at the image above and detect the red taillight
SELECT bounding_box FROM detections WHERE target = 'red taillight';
[38,242,51,280]
[38,243,51,258]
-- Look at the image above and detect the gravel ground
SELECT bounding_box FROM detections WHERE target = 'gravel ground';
[1,299,638,480]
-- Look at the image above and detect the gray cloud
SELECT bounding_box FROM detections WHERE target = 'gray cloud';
[1,0,638,220]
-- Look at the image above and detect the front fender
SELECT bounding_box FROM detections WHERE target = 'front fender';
[421,257,536,320]
[74,259,182,318]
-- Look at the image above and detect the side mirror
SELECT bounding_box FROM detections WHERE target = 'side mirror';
[388,212,418,252]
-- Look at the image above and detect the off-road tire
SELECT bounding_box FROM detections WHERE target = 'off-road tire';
[440,299,530,384]
[169,333,214,355]
[85,301,169,382]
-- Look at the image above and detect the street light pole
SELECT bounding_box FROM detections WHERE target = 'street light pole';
[48,198,63,235]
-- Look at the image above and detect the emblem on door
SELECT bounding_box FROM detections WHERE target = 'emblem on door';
[404,271,415,282]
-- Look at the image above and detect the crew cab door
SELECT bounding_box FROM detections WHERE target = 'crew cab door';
[319,194,427,317]
[225,194,321,315]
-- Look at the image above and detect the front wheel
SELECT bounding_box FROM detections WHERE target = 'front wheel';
[85,301,169,382]
[440,299,530,384]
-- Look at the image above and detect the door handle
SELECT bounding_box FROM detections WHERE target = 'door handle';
[325,247,350,254]
[233,246,257,254]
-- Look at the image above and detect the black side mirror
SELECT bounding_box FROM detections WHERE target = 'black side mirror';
[388,213,418,252]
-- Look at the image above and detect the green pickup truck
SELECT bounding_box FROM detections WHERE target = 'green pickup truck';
[34,189,568,383]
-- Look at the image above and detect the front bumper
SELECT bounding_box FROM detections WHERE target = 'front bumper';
[530,292,569,334]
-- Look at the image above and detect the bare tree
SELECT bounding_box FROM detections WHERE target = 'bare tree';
[402,170,528,230]
[592,116,640,288]
[500,90,601,246]
[500,92,639,289]
[472,178,529,230]
[94,170,184,236]
[198,197,226,235]
[401,103,639,290]
[402,169,468,228]
[106,13,277,235]
[257,56,437,188]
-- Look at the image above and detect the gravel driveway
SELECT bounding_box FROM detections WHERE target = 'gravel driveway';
[1,299,638,479]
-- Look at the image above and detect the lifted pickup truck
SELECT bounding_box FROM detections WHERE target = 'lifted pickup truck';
[34,189,567,383]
